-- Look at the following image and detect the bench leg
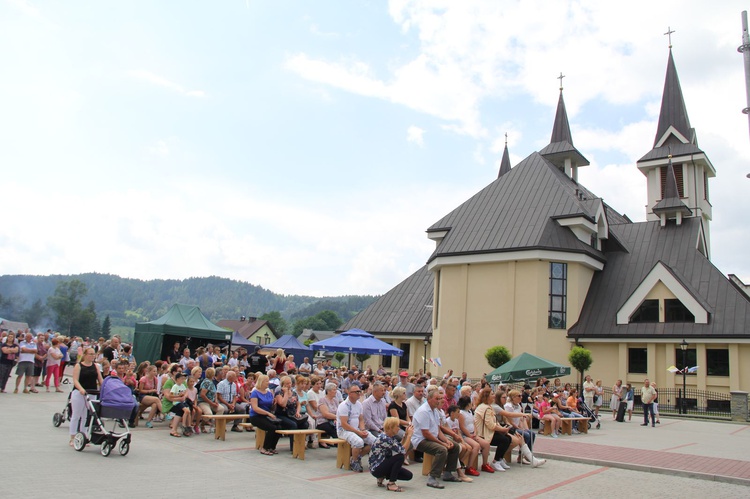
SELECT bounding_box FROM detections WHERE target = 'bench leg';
[579,421,589,434]
[292,434,307,460]
[561,420,572,435]
[255,429,266,449]
[215,419,227,441]
[337,442,352,470]
[422,453,434,476]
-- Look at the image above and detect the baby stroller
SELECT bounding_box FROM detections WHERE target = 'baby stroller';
[52,390,73,427]
[577,397,601,430]
[72,376,136,457]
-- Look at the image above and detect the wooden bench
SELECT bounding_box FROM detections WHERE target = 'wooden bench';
[276,429,325,460]
[539,421,553,436]
[560,417,589,435]
[201,414,249,440]
[255,428,266,449]
[320,438,351,469]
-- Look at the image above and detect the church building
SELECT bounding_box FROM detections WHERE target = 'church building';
[340,48,750,395]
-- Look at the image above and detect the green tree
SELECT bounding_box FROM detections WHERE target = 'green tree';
[334,352,346,366]
[355,353,371,368]
[47,279,88,334]
[568,346,593,389]
[291,310,343,336]
[23,299,46,329]
[72,301,99,338]
[259,311,287,335]
[485,345,512,369]
[316,310,343,330]
[101,315,112,339]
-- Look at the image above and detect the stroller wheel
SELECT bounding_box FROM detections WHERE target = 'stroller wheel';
[73,432,86,451]
[118,440,130,456]
[53,413,63,427]
[596,422,601,430]
[101,442,112,457]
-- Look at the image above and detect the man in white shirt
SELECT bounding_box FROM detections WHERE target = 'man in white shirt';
[336,385,375,472]
[298,357,312,376]
[14,332,37,393]
[405,384,426,417]
[361,382,388,436]
[411,386,460,488]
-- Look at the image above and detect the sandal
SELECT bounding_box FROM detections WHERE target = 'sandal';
[377,478,385,487]
[170,432,181,437]
[386,483,403,492]
[260,449,273,456]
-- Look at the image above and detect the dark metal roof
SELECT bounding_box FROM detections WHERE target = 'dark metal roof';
[569,218,750,339]
[654,49,692,147]
[338,266,433,336]
[498,143,511,178]
[427,152,605,264]
[637,142,703,163]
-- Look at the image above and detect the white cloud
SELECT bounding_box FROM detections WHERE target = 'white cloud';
[8,0,40,17]
[406,125,425,146]
[127,69,206,97]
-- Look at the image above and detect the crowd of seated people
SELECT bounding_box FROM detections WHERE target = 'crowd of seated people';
[2,329,572,489]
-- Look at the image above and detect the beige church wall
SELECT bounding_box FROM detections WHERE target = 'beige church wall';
[735,344,750,392]
[432,259,595,379]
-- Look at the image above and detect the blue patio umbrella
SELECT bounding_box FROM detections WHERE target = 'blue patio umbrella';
[311,328,403,356]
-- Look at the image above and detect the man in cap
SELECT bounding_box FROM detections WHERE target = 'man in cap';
[396,371,415,398]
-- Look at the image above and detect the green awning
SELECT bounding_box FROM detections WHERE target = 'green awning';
[484,352,571,384]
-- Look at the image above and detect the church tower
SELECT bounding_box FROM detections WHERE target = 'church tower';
[540,74,590,182]
[636,47,716,257]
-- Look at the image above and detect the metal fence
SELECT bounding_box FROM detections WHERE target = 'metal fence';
[487,382,733,420]
[597,386,731,419]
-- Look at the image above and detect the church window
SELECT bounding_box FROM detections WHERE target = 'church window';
[659,164,684,198]
[664,299,694,322]
[630,299,659,323]
[399,343,410,369]
[382,343,392,369]
[548,262,567,329]
[706,349,729,376]
[628,348,648,374]
[675,348,697,373]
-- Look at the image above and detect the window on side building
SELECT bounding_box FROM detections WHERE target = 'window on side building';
[628,348,648,374]
[706,349,729,376]
[548,262,567,329]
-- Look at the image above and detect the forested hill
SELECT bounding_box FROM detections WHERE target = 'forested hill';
[0,273,377,328]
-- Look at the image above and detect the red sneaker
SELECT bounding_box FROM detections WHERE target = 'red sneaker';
[466,467,480,477]
[481,463,495,473]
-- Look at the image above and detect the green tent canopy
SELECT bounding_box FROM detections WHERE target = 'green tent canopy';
[484,352,571,384]
[133,303,231,363]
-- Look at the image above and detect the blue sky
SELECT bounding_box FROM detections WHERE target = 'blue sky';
[2,0,749,296]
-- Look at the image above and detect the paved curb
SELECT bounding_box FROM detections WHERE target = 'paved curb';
[534,451,750,487]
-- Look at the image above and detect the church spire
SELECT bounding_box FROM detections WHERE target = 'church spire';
[540,73,589,180]
[498,133,511,178]
[653,48,693,147]
[550,73,573,145]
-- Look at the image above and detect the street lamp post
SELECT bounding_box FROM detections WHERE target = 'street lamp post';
[423,336,431,373]
[680,339,688,415]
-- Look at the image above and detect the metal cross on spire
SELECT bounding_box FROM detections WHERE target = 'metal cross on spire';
[504,132,508,146]
[664,26,675,48]
[558,72,565,91]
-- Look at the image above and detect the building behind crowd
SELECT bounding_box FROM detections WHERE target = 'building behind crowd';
[340,47,750,394]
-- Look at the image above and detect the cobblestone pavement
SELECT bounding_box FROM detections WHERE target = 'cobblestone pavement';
[1,386,749,498]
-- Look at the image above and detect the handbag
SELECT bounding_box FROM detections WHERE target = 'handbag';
[266,414,281,423]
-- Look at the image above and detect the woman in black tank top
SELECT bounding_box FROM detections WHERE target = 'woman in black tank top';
[69,347,103,446]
